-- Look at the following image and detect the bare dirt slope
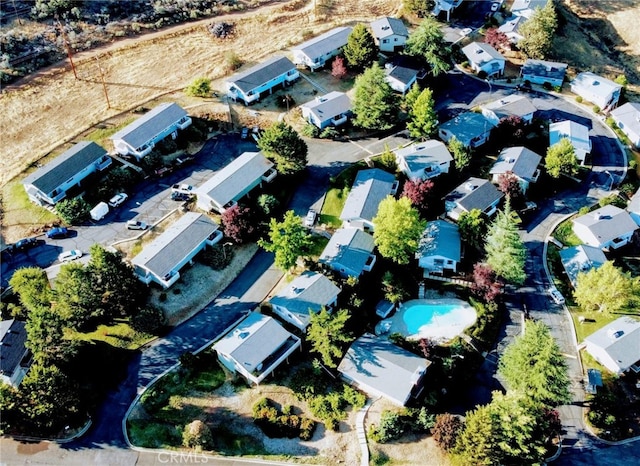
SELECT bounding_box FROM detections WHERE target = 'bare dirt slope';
[0,0,399,187]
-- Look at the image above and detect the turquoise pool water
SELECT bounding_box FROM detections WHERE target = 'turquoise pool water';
[393,299,477,341]
[403,304,460,334]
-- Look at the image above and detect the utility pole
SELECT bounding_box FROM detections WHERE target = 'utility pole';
[95,55,111,109]
[57,19,77,80]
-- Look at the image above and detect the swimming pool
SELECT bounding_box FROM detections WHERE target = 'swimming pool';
[376,298,477,342]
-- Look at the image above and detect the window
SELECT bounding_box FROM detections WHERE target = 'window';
[382,39,389,43]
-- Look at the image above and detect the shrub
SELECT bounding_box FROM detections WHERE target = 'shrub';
[477,70,488,80]
[56,197,90,224]
[185,77,211,97]
[197,244,232,270]
[593,105,601,114]
[209,22,234,39]
[252,398,316,439]
[131,305,166,334]
[575,96,583,103]
[182,420,213,450]
[224,51,243,72]
[257,194,280,217]
[342,385,366,409]
[370,410,405,443]
[320,126,339,139]
[431,413,463,452]
[301,123,320,138]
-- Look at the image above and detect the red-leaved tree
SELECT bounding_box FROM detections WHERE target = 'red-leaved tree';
[331,56,347,80]
[221,204,256,244]
[485,28,510,50]
[431,413,464,452]
[401,178,434,214]
[472,262,503,302]
[496,115,526,142]
[496,171,523,206]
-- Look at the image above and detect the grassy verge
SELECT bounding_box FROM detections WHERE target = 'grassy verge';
[1,180,60,237]
[86,117,135,147]
[552,218,582,247]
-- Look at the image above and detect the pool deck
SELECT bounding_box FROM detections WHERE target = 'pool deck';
[376,298,476,342]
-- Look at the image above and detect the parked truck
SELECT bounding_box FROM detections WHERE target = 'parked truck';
[90,202,109,221]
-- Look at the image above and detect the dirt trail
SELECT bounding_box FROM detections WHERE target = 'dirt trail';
[0,0,398,187]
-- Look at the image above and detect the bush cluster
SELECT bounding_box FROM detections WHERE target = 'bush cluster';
[252,398,315,440]
[368,407,436,443]
[209,22,235,39]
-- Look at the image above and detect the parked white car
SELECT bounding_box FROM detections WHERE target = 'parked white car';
[171,184,194,195]
[548,287,565,305]
[59,249,83,263]
[304,209,317,227]
[108,193,129,208]
[127,220,148,230]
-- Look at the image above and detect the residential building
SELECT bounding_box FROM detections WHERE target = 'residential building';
[131,213,222,288]
[338,333,431,406]
[511,0,548,19]
[627,187,640,226]
[416,220,461,276]
[195,151,276,213]
[489,146,541,193]
[549,120,591,164]
[498,15,527,45]
[461,42,505,77]
[394,140,453,181]
[319,227,376,278]
[300,91,352,129]
[572,205,638,250]
[432,0,463,22]
[370,17,409,52]
[269,271,341,331]
[570,72,623,110]
[214,312,301,385]
[583,316,640,374]
[385,65,419,95]
[438,112,493,148]
[445,177,504,221]
[226,56,299,105]
[0,319,31,387]
[110,103,192,160]
[340,168,399,232]
[292,26,352,70]
[22,142,111,206]
[480,95,537,126]
[520,59,567,88]
[559,245,607,288]
[611,102,640,148]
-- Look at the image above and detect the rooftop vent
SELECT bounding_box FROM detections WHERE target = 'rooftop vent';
[465,182,477,191]
[234,329,250,339]
[382,26,390,30]
[607,328,624,339]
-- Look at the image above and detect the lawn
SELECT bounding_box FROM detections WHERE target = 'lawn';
[85,117,135,147]
[67,320,155,350]
[320,162,367,228]
[1,180,60,241]
[552,218,582,247]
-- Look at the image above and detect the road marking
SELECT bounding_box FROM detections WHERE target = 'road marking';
[562,353,577,359]
[349,139,374,155]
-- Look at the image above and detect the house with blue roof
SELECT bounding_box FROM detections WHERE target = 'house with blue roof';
[490,146,541,193]
[22,141,111,206]
[461,42,505,77]
[300,91,352,129]
[370,17,409,52]
[520,59,567,88]
[549,120,591,164]
[570,72,622,110]
[319,227,376,278]
[611,102,640,148]
[445,177,504,221]
[269,271,341,331]
[416,220,461,276]
[394,140,453,181]
[131,212,222,289]
[583,317,640,374]
[226,56,299,105]
[110,103,192,160]
[292,26,352,70]
[559,244,607,288]
[195,151,276,213]
[214,312,301,385]
[438,112,493,148]
[340,168,398,232]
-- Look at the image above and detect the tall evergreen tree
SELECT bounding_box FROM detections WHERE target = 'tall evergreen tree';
[545,137,578,178]
[306,307,353,368]
[484,200,526,285]
[519,0,558,59]
[448,136,471,171]
[407,87,438,139]
[405,16,451,76]
[343,24,378,71]
[257,122,308,176]
[352,63,398,130]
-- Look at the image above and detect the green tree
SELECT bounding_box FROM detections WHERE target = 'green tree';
[407,87,438,139]
[54,262,104,328]
[306,307,353,367]
[258,210,313,271]
[455,401,501,466]
[373,196,426,265]
[519,0,558,59]
[378,144,398,173]
[352,63,398,130]
[257,122,308,176]
[343,24,378,71]
[458,208,486,251]
[182,419,213,450]
[55,197,90,225]
[448,136,471,171]
[185,77,211,97]
[405,16,451,76]
[545,138,578,178]
[403,82,422,111]
[498,320,571,406]
[403,0,435,18]
[0,382,21,434]
[574,261,639,313]
[484,200,526,285]
[8,267,53,313]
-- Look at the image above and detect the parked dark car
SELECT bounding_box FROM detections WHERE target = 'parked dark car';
[171,191,192,202]
[46,227,69,239]
[15,237,38,250]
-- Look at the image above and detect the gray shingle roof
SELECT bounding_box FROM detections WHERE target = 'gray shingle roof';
[584,316,640,372]
[341,169,396,223]
[628,188,640,215]
[227,56,296,94]
[549,120,591,153]
[559,244,607,287]
[573,205,638,245]
[338,333,430,406]
[110,103,188,150]
[23,142,107,194]
[490,146,541,180]
[370,17,409,39]
[482,95,537,119]
[394,140,453,173]
[447,177,504,212]
[611,102,640,142]
[386,65,418,86]
[521,59,568,81]
[293,26,352,61]
[319,227,375,275]
[439,112,492,144]
[461,42,504,66]
[301,91,352,121]
[0,319,28,377]
[269,271,340,316]
[416,220,461,262]
[196,152,273,207]
[131,213,219,279]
